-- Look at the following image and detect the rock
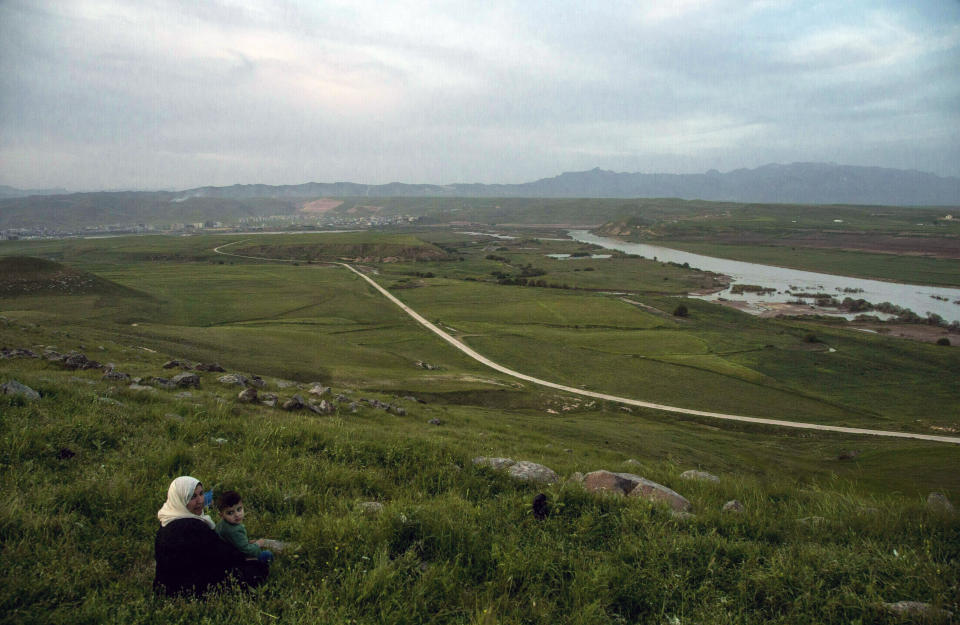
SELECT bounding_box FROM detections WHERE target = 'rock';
[624,459,642,467]
[248,375,266,389]
[508,461,559,484]
[680,470,719,482]
[102,370,130,382]
[837,450,860,460]
[194,362,225,372]
[348,402,359,413]
[335,393,350,402]
[275,379,298,389]
[128,383,155,392]
[722,500,744,513]
[305,399,333,415]
[927,492,954,513]
[308,384,330,396]
[164,412,184,421]
[162,359,192,369]
[883,601,953,620]
[402,395,420,403]
[357,501,384,515]
[583,470,693,512]
[568,471,584,483]
[148,376,177,390]
[210,437,228,445]
[428,418,443,426]
[671,510,695,521]
[261,396,278,408]
[1,347,40,359]
[218,373,248,386]
[473,457,517,470]
[1,380,40,401]
[171,372,200,388]
[98,397,125,405]
[282,395,305,411]
[62,352,101,370]
[392,406,407,416]
[238,387,258,402]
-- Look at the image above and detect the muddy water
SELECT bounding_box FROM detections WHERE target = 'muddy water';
[570,230,960,324]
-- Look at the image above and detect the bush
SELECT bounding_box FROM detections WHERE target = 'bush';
[673,305,688,317]
[803,333,819,343]
[936,337,951,346]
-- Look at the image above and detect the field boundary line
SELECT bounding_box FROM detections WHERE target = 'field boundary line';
[212,240,960,445]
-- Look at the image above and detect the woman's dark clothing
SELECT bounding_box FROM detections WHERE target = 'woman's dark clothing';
[154,518,269,597]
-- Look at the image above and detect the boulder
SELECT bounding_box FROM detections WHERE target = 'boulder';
[248,375,266,389]
[883,601,953,620]
[722,500,744,513]
[308,384,330,397]
[583,471,693,512]
[128,383,156,392]
[306,400,333,415]
[680,470,719,483]
[162,359,193,370]
[671,510,695,521]
[428,418,443,426]
[275,379,298,389]
[62,352,101,370]
[508,461,559,484]
[102,370,130,382]
[1,380,40,401]
[218,373,248,386]
[357,502,384,515]
[927,492,954,514]
[282,395,305,411]
[148,376,177,389]
[238,387,258,403]
[1,348,39,359]
[837,450,860,460]
[171,372,200,388]
[347,402,359,413]
[568,471,584,483]
[194,362,225,372]
[473,457,517,470]
[260,393,278,408]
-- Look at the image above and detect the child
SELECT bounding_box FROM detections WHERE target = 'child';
[215,490,273,563]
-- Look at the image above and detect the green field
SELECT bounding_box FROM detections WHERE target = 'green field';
[1,230,958,624]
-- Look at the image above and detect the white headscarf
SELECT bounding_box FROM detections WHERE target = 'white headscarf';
[157,475,215,529]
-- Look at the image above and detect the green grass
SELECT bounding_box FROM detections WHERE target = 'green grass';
[1,229,959,623]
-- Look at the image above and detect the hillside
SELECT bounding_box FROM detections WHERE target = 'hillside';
[0,256,149,298]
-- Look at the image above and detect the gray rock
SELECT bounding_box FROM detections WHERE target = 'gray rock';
[722,500,744,513]
[357,501,384,515]
[162,359,192,369]
[1,380,40,401]
[194,362,225,372]
[883,601,953,620]
[149,376,177,389]
[62,352,101,370]
[927,492,954,513]
[308,384,330,396]
[473,457,517,470]
[348,402,359,413]
[238,387,258,402]
[248,375,266,389]
[171,372,200,388]
[568,471,585,483]
[1,348,40,359]
[282,395,305,411]
[218,373,248,386]
[275,379,299,389]
[336,393,350,402]
[680,470,719,483]
[128,383,156,392]
[671,510,695,521]
[98,396,125,405]
[102,370,130,382]
[507,461,559,484]
[583,470,693,512]
[260,393,278,408]
[306,399,333,415]
[392,405,407,416]
[428,418,443,426]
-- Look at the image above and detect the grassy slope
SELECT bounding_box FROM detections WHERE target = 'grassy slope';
[1,231,958,623]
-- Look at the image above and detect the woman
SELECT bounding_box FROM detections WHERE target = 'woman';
[154,476,269,597]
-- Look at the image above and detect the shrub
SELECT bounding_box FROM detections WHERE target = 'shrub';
[936,337,950,346]
[803,333,819,343]
[673,305,688,317]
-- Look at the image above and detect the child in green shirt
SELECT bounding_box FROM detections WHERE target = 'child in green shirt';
[215,490,273,563]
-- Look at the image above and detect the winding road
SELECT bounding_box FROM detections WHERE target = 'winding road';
[213,239,960,445]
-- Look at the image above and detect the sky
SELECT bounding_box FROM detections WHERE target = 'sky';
[1,0,959,191]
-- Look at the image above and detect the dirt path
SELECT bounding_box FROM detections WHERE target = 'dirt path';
[212,240,960,445]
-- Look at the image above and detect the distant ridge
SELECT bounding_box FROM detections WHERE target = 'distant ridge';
[173,163,960,206]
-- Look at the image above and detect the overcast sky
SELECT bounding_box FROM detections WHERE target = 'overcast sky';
[1,0,958,191]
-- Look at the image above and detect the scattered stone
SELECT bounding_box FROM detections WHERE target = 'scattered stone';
[57,447,76,460]
[238,387,258,403]
[1,380,40,401]
[171,372,200,388]
[722,500,744,513]
[162,359,193,370]
[194,362,225,372]
[883,601,953,620]
[927,492,954,514]
[308,384,330,397]
[275,379,298,389]
[568,471,584,483]
[671,510,695,521]
[128,384,155,393]
[218,373,248,386]
[335,394,350,402]
[282,395,305,411]
[680,470,719,482]
[473,457,517,470]
[619,406,633,413]
[508,461,559,484]
[305,399,333,415]
[248,375,266,389]
[164,412,184,421]
[428,418,443,426]
[260,393,278,408]
[624,459,642,467]
[347,402,359,413]
[415,360,440,370]
[532,493,549,520]
[357,501,384,515]
[1,348,39,359]
[392,406,407,416]
[102,370,130,382]
[837,450,860,461]
[627,480,693,513]
[99,396,125,405]
[62,352,101,370]
[148,377,177,390]
[210,437,228,445]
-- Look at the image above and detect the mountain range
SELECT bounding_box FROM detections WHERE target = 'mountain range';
[172,163,960,206]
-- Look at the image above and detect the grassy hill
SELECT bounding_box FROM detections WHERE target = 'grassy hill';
[0,230,958,623]
[0,256,150,298]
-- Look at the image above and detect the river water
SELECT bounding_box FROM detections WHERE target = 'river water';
[569,230,960,324]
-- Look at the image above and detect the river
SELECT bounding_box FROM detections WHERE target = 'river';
[569,230,960,325]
